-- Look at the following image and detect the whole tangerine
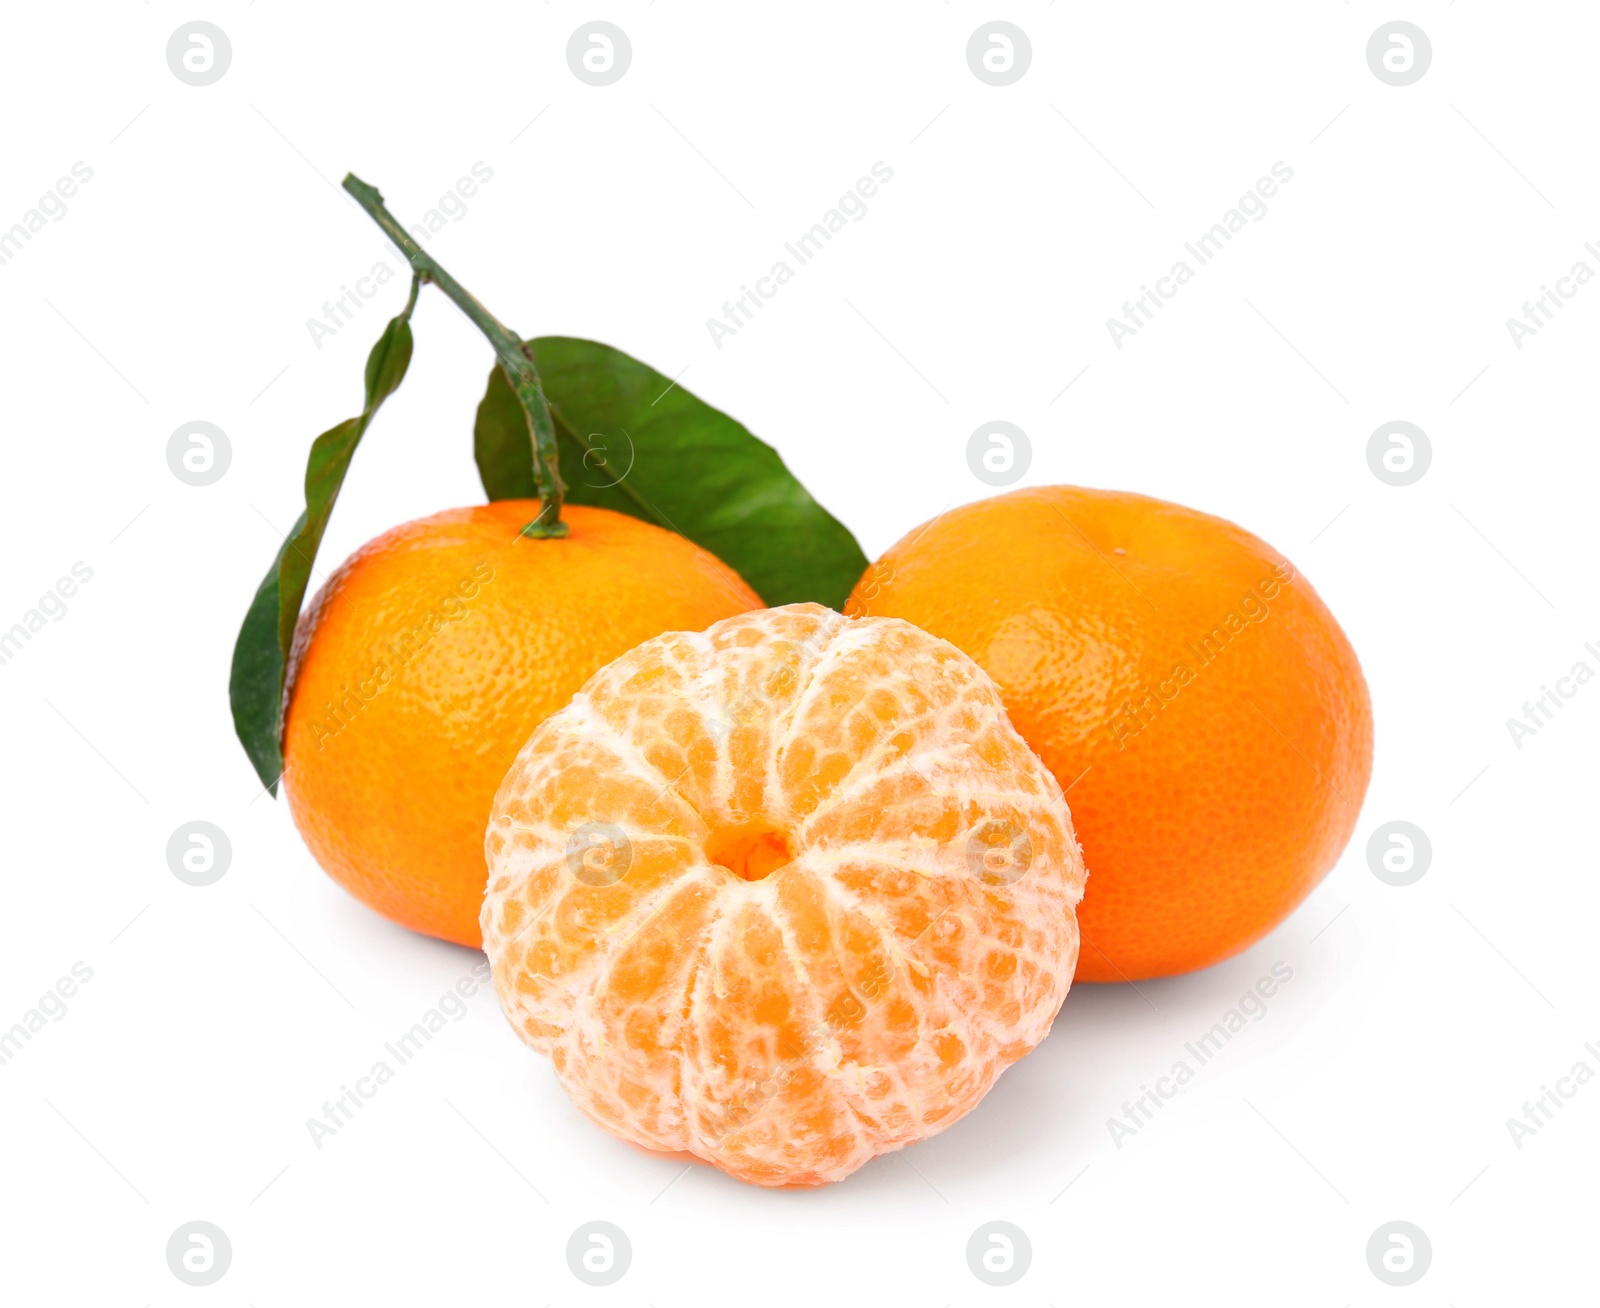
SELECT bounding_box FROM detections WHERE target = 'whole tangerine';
[282,501,762,946]
[845,485,1373,981]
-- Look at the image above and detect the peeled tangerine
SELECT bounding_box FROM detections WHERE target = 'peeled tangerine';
[480,604,1087,1186]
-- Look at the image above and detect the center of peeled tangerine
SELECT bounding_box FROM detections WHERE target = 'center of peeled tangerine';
[704,824,793,882]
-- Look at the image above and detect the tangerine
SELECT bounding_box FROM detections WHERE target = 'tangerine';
[846,486,1373,981]
[481,604,1087,1186]
[282,501,762,946]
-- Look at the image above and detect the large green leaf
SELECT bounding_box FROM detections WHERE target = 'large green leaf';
[474,337,868,608]
[228,278,419,793]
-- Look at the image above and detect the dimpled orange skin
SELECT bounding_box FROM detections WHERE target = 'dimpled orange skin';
[282,502,762,947]
[845,486,1373,982]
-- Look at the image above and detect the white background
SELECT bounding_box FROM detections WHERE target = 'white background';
[1,2,1596,1303]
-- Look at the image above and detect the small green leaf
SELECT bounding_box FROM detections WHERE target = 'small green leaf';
[474,337,868,608]
[228,277,420,794]
[228,545,290,791]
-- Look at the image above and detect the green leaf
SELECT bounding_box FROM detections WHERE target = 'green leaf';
[228,277,420,794]
[474,337,868,608]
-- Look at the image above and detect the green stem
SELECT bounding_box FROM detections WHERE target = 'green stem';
[342,172,567,538]
[398,268,422,321]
